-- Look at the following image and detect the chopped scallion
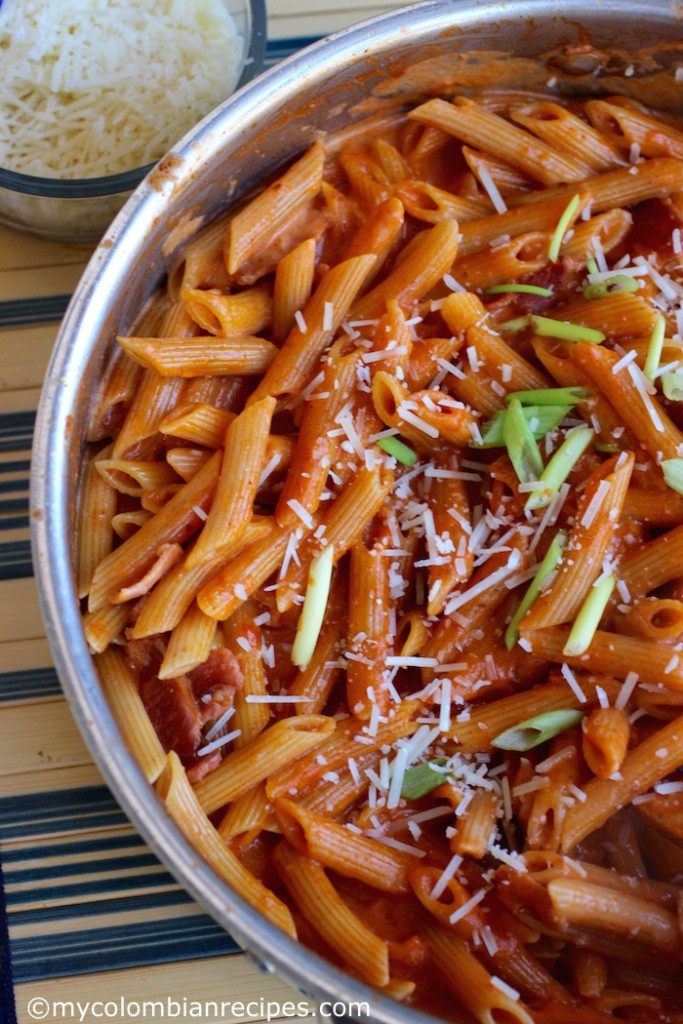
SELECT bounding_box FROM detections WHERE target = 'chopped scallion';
[562,574,615,657]
[503,398,544,484]
[531,315,605,345]
[595,442,620,453]
[586,258,599,275]
[507,387,591,407]
[291,543,335,668]
[484,283,554,297]
[644,314,666,381]
[499,316,531,332]
[548,194,581,262]
[525,427,594,511]
[662,371,683,402]
[583,274,639,301]
[376,436,417,466]
[492,709,584,751]
[662,458,683,496]
[400,758,448,800]
[504,530,567,650]
[475,405,569,447]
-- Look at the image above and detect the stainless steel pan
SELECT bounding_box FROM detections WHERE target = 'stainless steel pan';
[31,2,683,1020]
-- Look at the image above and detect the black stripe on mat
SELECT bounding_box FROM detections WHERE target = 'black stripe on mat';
[1,833,146,864]
[0,516,29,533]
[0,460,30,475]
[5,868,179,906]
[0,412,34,455]
[0,295,71,328]
[0,478,28,495]
[5,851,159,884]
[0,788,128,842]
[10,888,194,926]
[11,915,239,982]
[0,540,32,580]
[0,667,62,703]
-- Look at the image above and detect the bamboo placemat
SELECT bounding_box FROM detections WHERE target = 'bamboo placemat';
[0,3,409,1022]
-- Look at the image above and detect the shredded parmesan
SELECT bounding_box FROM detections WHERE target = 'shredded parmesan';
[581,480,611,530]
[490,977,520,1002]
[448,887,488,924]
[615,671,639,710]
[196,728,241,757]
[561,664,587,703]
[477,163,507,214]
[0,0,242,178]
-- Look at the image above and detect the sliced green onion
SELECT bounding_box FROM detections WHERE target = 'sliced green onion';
[644,314,666,381]
[475,405,570,447]
[586,258,599,275]
[507,387,591,407]
[505,530,567,650]
[595,442,620,453]
[531,315,605,345]
[562,574,615,657]
[662,458,683,496]
[662,371,683,401]
[525,427,594,511]
[500,316,531,332]
[503,398,544,484]
[484,283,554,297]
[376,436,417,466]
[291,543,335,668]
[401,758,448,800]
[492,709,584,751]
[583,274,639,301]
[548,194,581,262]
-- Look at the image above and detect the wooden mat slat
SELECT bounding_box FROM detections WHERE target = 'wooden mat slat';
[0,325,59,391]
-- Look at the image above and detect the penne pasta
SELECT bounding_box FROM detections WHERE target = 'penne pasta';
[80,82,683,1014]
[409,96,590,185]
[157,752,295,936]
[193,715,336,814]
[227,141,325,274]
[117,334,277,377]
[274,841,390,987]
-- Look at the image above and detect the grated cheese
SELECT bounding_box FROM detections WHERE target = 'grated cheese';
[245,694,310,703]
[0,0,242,178]
[430,853,463,900]
[204,706,236,743]
[476,163,507,214]
[397,403,439,439]
[448,887,488,924]
[561,663,587,703]
[580,480,611,530]
[444,549,521,616]
[196,728,241,757]
[490,977,520,1002]
[615,671,639,710]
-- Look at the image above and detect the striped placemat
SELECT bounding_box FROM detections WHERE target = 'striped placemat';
[0,6,406,1021]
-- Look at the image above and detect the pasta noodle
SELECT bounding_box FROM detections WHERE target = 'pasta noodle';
[79,83,683,1020]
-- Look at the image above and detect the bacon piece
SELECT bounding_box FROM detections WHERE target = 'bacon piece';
[112,543,184,603]
[186,749,223,784]
[127,635,166,682]
[140,674,200,759]
[189,647,244,726]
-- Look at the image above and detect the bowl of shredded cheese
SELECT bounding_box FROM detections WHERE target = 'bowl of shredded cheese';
[0,0,266,242]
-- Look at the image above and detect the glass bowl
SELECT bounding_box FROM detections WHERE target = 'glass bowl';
[0,0,266,243]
